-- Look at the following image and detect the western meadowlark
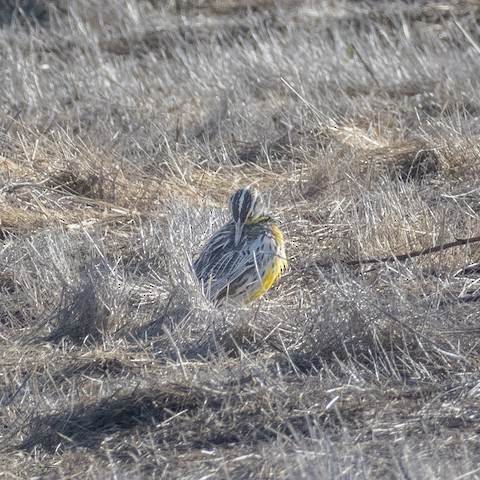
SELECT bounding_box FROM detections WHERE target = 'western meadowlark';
[194,187,288,306]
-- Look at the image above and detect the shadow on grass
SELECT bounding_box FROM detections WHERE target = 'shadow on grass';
[0,1,52,27]
[19,384,205,452]
[17,381,286,454]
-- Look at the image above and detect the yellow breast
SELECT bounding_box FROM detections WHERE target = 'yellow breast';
[247,222,287,302]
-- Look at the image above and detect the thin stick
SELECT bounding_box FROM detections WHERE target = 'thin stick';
[453,17,480,57]
[344,235,480,266]
[351,44,379,86]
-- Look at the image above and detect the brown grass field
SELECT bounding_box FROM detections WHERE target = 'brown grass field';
[1,0,480,478]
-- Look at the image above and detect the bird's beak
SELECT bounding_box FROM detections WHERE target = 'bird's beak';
[234,219,243,246]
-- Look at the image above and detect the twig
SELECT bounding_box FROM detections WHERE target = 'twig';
[453,17,480,57]
[344,235,480,266]
[280,78,323,118]
[441,295,480,306]
[350,44,379,86]
[0,179,50,194]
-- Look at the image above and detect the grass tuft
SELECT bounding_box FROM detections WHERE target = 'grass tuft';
[1,1,480,478]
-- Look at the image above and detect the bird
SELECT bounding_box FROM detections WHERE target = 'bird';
[193,187,288,306]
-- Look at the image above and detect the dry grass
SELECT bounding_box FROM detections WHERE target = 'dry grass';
[1,0,480,478]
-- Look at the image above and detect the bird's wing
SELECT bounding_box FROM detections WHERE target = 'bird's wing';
[208,248,261,300]
[194,228,262,301]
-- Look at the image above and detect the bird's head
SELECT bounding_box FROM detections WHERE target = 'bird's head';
[229,188,266,246]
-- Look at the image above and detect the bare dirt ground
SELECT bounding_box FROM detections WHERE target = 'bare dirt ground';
[1,1,480,478]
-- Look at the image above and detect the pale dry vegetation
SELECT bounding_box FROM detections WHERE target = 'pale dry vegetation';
[1,0,480,478]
